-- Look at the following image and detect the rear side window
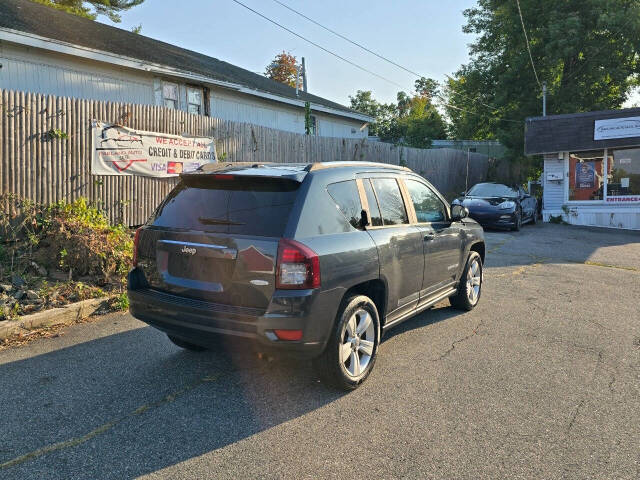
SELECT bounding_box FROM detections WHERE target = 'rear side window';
[362,179,383,226]
[371,178,409,225]
[327,180,363,230]
[148,176,299,237]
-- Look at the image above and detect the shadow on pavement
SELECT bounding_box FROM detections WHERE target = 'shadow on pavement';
[0,326,344,479]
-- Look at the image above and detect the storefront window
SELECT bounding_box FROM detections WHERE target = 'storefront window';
[609,148,640,202]
[568,150,608,201]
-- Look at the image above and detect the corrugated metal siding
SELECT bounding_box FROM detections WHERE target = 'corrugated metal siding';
[543,154,565,212]
[0,89,489,226]
[0,42,155,104]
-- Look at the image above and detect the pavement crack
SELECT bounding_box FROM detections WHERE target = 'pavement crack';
[566,399,585,434]
[0,374,220,470]
[432,319,485,361]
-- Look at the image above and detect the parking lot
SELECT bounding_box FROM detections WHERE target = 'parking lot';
[1,223,638,479]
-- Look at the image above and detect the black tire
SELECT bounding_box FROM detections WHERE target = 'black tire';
[449,251,483,311]
[313,295,381,391]
[512,208,522,231]
[167,334,208,352]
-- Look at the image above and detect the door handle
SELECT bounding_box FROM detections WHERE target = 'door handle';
[424,234,435,241]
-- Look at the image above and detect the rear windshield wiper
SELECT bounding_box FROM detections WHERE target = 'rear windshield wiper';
[198,217,245,226]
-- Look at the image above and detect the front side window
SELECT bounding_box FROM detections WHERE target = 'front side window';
[609,148,640,201]
[406,179,446,223]
[187,87,203,115]
[370,178,408,226]
[569,150,608,201]
[162,82,179,109]
[327,180,363,230]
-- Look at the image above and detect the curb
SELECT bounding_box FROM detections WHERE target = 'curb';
[0,297,112,340]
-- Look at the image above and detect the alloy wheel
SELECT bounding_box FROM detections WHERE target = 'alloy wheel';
[340,309,375,377]
[466,258,482,305]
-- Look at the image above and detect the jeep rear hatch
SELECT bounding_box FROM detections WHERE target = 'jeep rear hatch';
[134,174,301,309]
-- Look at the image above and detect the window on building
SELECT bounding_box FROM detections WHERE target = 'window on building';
[327,181,363,230]
[371,178,409,225]
[405,179,446,223]
[610,148,640,199]
[568,150,608,201]
[187,87,203,115]
[162,82,179,109]
[307,115,317,135]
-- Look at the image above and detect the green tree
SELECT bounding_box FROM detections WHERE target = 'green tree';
[350,78,448,148]
[34,0,144,22]
[349,90,396,137]
[445,0,640,170]
[265,51,301,88]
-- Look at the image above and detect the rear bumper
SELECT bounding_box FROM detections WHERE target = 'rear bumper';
[128,279,342,358]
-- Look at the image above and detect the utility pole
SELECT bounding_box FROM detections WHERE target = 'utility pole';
[542,81,547,116]
[301,57,307,92]
[295,64,302,97]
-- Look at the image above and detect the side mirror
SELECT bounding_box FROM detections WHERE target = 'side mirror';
[451,205,469,222]
[460,191,466,196]
[359,209,370,229]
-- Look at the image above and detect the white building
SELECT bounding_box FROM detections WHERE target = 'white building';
[526,109,640,230]
[0,0,371,138]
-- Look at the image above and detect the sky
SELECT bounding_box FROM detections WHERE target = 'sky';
[99,0,479,107]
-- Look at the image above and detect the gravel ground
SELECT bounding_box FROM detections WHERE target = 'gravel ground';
[0,223,638,479]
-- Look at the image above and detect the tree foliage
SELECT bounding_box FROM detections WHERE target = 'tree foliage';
[445,0,640,165]
[34,0,144,22]
[265,51,301,88]
[349,77,447,148]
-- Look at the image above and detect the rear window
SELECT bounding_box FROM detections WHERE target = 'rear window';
[327,180,363,230]
[148,176,299,237]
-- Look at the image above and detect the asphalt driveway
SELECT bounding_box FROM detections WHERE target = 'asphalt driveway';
[1,223,639,479]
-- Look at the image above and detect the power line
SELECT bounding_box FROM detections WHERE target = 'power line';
[516,0,541,87]
[229,0,408,90]
[270,0,510,116]
[270,0,423,78]
[230,0,521,124]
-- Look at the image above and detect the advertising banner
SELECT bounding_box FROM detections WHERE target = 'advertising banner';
[91,121,216,177]
[575,161,595,188]
[594,116,640,140]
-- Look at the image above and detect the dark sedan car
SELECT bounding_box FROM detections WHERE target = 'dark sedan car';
[452,182,538,231]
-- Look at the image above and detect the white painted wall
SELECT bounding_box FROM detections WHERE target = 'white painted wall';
[0,40,155,104]
[542,152,640,230]
[209,87,366,137]
[0,40,367,138]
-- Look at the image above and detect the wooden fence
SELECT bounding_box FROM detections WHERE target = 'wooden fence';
[0,89,489,226]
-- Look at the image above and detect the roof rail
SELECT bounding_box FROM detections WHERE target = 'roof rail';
[305,161,411,172]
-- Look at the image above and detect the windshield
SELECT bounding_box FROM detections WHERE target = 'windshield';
[467,183,518,198]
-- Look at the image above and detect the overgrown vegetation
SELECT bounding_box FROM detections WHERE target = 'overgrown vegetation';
[0,195,133,321]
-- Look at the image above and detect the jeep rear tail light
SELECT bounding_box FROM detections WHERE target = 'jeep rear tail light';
[132,227,142,267]
[275,239,320,289]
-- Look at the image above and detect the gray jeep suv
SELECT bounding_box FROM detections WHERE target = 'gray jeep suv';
[128,161,485,390]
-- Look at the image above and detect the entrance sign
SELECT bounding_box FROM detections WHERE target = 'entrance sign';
[594,116,640,141]
[91,121,216,177]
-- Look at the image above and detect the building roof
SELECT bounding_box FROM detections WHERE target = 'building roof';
[0,0,371,122]
[525,107,640,155]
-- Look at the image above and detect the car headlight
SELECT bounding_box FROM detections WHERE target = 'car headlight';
[499,201,516,210]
